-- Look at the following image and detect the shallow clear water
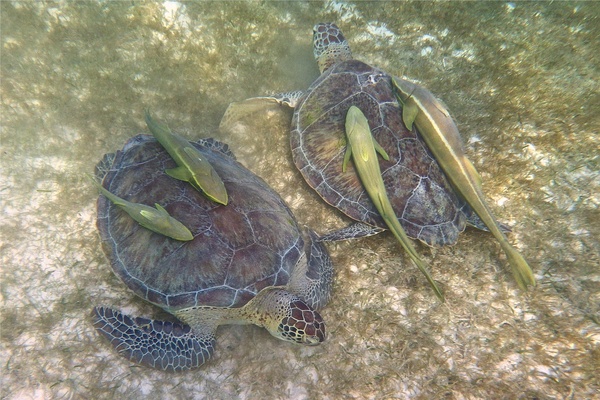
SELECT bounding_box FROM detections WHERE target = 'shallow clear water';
[2,1,599,399]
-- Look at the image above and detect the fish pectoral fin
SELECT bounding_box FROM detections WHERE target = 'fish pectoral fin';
[342,144,352,173]
[401,100,419,131]
[373,138,390,161]
[166,166,192,182]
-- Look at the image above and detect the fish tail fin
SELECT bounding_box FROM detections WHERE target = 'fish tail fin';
[85,172,125,207]
[412,257,445,302]
[506,248,536,290]
[383,213,445,302]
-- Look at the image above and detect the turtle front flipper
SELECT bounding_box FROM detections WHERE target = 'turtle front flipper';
[92,307,215,372]
[219,91,304,133]
[288,231,334,311]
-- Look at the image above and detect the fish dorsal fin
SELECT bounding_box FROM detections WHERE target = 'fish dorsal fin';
[154,203,169,216]
[183,145,203,161]
[166,166,192,182]
[139,209,159,222]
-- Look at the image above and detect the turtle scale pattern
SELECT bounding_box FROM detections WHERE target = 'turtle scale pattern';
[291,59,468,247]
[96,134,303,311]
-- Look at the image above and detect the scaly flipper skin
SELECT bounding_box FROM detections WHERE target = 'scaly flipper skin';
[392,77,535,289]
[92,307,214,372]
[316,222,384,242]
[144,110,228,205]
[218,22,353,130]
[288,231,334,310]
[86,174,193,241]
[344,106,444,301]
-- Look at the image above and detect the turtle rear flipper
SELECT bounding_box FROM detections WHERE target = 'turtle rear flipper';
[465,210,512,233]
[92,307,215,372]
[317,222,384,242]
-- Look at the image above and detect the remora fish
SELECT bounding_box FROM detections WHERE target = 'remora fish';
[344,106,444,301]
[144,110,228,205]
[87,174,193,241]
[392,77,535,289]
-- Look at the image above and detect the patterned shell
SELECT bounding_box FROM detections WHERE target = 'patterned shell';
[96,135,303,311]
[291,59,471,247]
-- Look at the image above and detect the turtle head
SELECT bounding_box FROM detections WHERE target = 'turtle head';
[254,288,326,345]
[276,297,326,345]
[313,23,353,74]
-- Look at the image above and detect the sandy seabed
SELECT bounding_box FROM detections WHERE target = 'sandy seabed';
[1,1,598,399]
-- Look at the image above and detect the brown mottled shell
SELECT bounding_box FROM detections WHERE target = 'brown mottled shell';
[96,135,302,311]
[291,59,469,247]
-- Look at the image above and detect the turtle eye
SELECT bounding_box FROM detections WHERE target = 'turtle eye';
[278,300,326,345]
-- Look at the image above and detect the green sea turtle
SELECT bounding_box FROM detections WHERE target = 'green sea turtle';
[221,23,484,248]
[221,23,495,293]
[91,128,332,372]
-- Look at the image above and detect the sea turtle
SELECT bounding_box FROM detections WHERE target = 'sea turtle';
[221,23,484,249]
[91,127,332,372]
[220,23,492,292]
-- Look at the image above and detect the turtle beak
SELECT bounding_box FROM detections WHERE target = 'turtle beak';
[304,332,325,346]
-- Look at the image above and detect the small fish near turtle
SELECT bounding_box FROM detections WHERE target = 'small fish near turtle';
[86,172,193,241]
[90,116,333,371]
[145,109,229,206]
[221,22,534,294]
[343,105,443,300]
[392,78,535,289]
